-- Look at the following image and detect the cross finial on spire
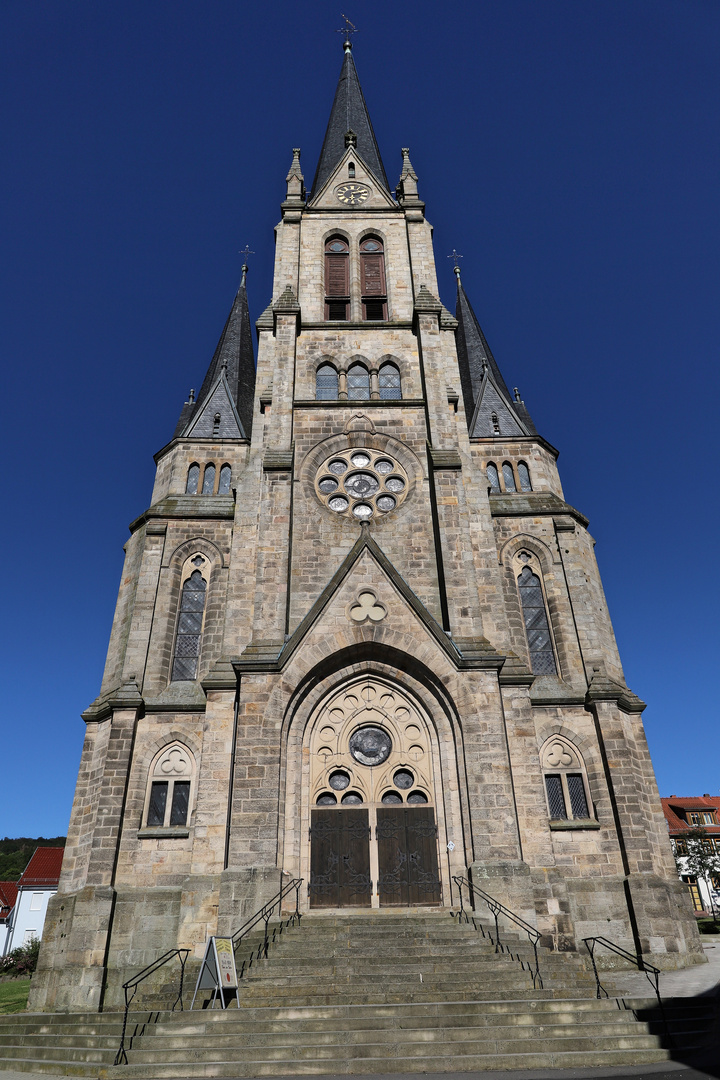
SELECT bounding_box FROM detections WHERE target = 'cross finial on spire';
[448,249,464,279]
[239,245,254,287]
[336,13,358,51]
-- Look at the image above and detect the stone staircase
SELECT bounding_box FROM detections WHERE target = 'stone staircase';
[0,910,714,1076]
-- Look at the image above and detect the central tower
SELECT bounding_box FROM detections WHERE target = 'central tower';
[31,37,702,1012]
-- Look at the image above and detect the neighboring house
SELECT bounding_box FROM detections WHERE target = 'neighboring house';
[662,795,720,916]
[0,882,19,955]
[3,848,64,954]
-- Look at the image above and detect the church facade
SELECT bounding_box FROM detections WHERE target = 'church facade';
[32,41,702,1012]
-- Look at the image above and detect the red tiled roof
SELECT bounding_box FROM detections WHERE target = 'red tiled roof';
[17,847,64,889]
[0,881,18,919]
[661,795,720,835]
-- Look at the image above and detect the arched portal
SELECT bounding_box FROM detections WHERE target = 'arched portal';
[289,673,453,909]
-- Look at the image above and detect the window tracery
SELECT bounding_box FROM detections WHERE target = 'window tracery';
[540,737,593,822]
[171,560,208,681]
[143,742,195,829]
[514,550,557,676]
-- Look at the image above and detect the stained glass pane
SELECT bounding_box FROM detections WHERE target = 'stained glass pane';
[518,462,532,491]
[347,364,370,399]
[502,463,516,492]
[376,495,396,512]
[379,364,401,400]
[545,775,566,819]
[487,464,500,491]
[318,477,338,494]
[341,792,363,805]
[385,477,405,493]
[177,611,203,635]
[407,791,428,804]
[172,571,207,681]
[382,792,402,804]
[394,769,414,789]
[567,775,589,819]
[186,465,200,494]
[316,792,337,805]
[172,656,197,680]
[218,465,232,494]
[202,465,215,494]
[316,364,338,400]
[329,771,350,791]
[170,781,190,826]
[375,460,393,474]
[148,782,168,827]
[518,567,556,675]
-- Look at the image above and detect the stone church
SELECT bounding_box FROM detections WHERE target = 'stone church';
[32,38,701,1013]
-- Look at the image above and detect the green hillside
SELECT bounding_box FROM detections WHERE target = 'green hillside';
[0,838,66,882]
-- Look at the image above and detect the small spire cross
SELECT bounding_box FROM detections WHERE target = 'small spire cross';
[447,249,463,270]
[239,245,255,265]
[336,13,358,48]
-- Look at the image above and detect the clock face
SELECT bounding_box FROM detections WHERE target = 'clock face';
[335,182,370,205]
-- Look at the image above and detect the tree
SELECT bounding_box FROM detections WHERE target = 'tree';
[676,828,720,922]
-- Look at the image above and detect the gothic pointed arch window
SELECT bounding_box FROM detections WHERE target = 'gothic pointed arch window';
[186,463,200,494]
[347,362,370,400]
[171,562,208,681]
[325,236,349,320]
[316,363,339,400]
[502,462,517,492]
[515,553,557,675]
[540,736,593,822]
[379,361,401,400]
[486,462,500,492]
[202,463,216,494]
[360,237,387,321]
[518,461,532,491]
[218,464,232,494]
[143,742,196,829]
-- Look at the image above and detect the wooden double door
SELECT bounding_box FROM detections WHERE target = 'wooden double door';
[309,805,441,908]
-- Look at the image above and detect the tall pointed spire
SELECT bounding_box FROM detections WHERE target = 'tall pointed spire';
[311,38,389,197]
[174,265,256,441]
[454,269,537,438]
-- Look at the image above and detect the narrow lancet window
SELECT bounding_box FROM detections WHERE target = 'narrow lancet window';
[316,363,338,400]
[171,569,207,681]
[325,237,349,320]
[517,566,557,675]
[518,461,532,491]
[360,237,387,320]
[379,362,401,400]
[202,464,215,494]
[347,363,370,400]
[186,464,200,494]
[487,463,500,492]
[502,462,516,492]
[218,464,232,494]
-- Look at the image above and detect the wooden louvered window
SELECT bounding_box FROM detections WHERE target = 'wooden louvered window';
[360,237,387,321]
[325,237,349,320]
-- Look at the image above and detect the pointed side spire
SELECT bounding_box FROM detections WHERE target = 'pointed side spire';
[311,42,389,197]
[454,272,537,437]
[174,269,256,440]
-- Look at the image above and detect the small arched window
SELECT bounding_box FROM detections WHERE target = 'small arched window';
[144,743,195,829]
[502,462,516,492]
[540,737,592,822]
[487,463,500,492]
[518,462,532,492]
[347,363,370,400]
[379,361,401,400]
[186,464,200,495]
[517,564,557,675]
[218,464,232,494]
[171,567,207,681]
[316,363,338,400]
[202,464,216,494]
[348,162,355,178]
[325,237,349,321]
[360,237,387,321]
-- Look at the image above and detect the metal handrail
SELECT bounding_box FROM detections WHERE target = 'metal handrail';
[452,875,543,989]
[231,876,303,980]
[114,948,189,1066]
[582,936,671,1046]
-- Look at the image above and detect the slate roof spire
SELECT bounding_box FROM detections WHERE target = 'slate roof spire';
[311,38,389,197]
[174,265,256,440]
[454,268,538,438]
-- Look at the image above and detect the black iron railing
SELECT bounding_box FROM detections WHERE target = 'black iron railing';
[231,876,303,979]
[114,948,189,1065]
[452,875,543,989]
[583,937,671,1045]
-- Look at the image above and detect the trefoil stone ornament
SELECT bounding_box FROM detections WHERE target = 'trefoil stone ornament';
[347,589,387,625]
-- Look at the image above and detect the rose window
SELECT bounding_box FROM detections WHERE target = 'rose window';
[315,449,408,520]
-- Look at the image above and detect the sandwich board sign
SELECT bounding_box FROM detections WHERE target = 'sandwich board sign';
[190,937,239,1009]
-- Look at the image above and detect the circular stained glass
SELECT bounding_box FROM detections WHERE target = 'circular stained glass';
[316,792,337,805]
[318,477,338,494]
[329,770,350,790]
[375,459,393,475]
[349,726,392,766]
[346,472,379,497]
[353,503,373,519]
[394,769,414,789]
[382,791,403,804]
[386,477,405,493]
[328,495,349,512]
[376,495,396,512]
[407,791,428,804]
[351,452,371,467]
[329,460,348,474]
[341,792,363,805]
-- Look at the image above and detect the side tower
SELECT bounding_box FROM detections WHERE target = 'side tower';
[32,38,702,1012]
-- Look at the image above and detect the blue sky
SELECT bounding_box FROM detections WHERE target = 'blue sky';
[2,1,718,837]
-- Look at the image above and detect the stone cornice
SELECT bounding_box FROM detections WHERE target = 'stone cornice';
[129,495,235,535]
[489,492,589,529]
[293,399,426,408]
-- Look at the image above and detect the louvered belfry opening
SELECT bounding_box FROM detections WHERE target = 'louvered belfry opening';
[360,237,387,320]
[325,236,349,320]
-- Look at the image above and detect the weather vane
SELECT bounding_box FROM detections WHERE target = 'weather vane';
[336,14,358,47]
